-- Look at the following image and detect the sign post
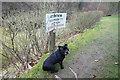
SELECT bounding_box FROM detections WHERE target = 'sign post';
[46,13,67,53]
[49,30,55,53]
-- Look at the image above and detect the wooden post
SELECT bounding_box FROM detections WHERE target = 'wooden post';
[49,29,55,53]
[49,11,56,54]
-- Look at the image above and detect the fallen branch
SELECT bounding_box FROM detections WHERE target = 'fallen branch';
[69,67,78,80]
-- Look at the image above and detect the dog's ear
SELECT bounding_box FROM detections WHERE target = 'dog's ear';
[58,46,62,49]
[64,44,68,46]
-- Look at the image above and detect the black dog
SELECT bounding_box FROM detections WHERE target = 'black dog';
[42,44,69,73]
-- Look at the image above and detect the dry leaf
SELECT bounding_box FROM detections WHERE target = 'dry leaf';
[92,75,96,78]
[15,72,20,77]
[114,62,118,65]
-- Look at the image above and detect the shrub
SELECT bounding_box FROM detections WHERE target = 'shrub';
[56,11,103,39]
[69,11,103,32]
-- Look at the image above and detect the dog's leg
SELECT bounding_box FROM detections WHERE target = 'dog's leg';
[59,61,64,69]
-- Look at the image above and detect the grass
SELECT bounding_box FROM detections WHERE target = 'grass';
[19,15,118,78]
[94,15,118,78]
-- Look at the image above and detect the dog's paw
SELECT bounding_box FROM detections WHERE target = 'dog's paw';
[61,66,64,69]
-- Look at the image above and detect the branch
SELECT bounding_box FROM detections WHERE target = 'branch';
[1,53,9,59]
[1,40,23,64]
[69,67,78,80]
[0,52,22,72]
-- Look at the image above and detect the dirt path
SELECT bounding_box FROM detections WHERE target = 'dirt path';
[55,15,118,78]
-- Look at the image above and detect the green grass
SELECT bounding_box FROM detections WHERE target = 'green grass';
[94,15,118,78]
[20,15,118,78]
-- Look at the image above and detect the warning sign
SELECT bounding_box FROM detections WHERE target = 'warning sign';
[46,13,67,32]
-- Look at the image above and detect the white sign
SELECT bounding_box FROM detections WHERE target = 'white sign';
[46,13,67,32]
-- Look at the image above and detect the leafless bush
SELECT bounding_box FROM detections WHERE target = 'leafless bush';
[69,11,103,31]
[56,11,103,39]
[1,2,78,74]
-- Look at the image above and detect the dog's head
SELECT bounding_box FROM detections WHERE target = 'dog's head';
[58,44,70,55]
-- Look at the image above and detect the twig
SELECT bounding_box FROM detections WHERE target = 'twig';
[69,67,78,80]
[54,75,62,80]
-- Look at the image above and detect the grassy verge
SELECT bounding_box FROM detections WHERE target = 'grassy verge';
[94,15,118,78]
